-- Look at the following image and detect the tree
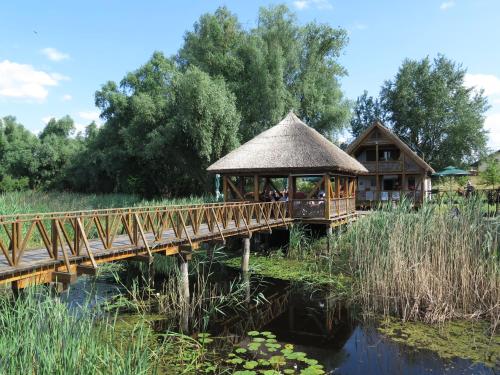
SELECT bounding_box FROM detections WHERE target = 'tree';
[480,157,500,188]
[381,55,488,169]
[0,116,39,190]
[350,90,387,138]
[178,5,351,141]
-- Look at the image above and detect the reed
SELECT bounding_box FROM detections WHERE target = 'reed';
[0,287,159,374]
[343,198,499,329]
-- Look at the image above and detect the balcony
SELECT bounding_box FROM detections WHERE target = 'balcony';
[362,161,403,172]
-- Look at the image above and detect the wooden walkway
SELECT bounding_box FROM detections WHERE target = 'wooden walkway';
[0,200,361,287]
[0,202,292,286]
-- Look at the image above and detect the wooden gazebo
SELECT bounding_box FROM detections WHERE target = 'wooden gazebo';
[207,112,368,224]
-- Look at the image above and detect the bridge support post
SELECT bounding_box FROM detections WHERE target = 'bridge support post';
[326,225,333,253]
[177,250,191,333]
[241,237,251,273]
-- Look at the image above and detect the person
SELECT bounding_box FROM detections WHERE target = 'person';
[465,180,474,198]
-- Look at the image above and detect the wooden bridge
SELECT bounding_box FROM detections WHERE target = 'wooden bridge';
[0,201,297,287]
[0,200,359,289]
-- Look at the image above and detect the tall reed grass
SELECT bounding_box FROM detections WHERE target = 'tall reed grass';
[0,190,210,215]
[343,199,499,329]
[0,287,159,374]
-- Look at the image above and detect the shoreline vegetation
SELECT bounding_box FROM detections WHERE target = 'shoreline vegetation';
[0,191,498,371]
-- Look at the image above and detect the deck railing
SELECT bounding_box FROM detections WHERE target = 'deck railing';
[292,197,356,219]
[0,201,290,269]
[356,190,423,203]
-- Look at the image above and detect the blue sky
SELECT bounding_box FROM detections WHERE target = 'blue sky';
[1,0,499,149]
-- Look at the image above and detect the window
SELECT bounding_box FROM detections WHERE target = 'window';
[379,149,400,161]
[366,149,376,161]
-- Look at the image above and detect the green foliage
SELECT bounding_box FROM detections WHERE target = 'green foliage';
[480,157,500,188]
[378,318,500,368]
[227,331,325,374]
[179,4,350,141]
[380,55,489,169]
[350,90,387,138]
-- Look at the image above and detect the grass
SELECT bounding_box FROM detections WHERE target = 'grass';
[0,190,210,215]
[343,198,499,328]
[0,287,159,374]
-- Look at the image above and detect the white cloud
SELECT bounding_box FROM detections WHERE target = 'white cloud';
[0,60,66,100]
[484,113,500,150]
[61,94,72,101]
[464,73,500,96]
[293,0,333,10]
[440,1,455,10]
[41,47,70,62]
[78,110,102,124]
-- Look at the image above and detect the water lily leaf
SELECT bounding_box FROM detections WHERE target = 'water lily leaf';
[233,371,257,375]
[269,355,286,366]
[261,331,272,336]
[235,347,247,354]
[253,337,265,342]
[243,360,259,369]
[248,331,260,336]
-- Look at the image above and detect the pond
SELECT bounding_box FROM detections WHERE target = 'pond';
[59,259,498,375]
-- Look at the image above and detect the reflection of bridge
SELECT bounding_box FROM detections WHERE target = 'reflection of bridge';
[218,288,291,342]
[0,201,291,288]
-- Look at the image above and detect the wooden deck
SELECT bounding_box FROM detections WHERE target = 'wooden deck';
[0,200,358,287]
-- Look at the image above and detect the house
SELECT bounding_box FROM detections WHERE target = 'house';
[470,150,500,174]
[207,111,368,223]
[346,121,435,205]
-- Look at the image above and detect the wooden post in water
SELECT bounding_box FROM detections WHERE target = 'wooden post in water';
[326,225,332,253]
[178,248,191,333]
[241,236,251,272]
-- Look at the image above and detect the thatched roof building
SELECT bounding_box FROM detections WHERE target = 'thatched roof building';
[207,111,367,175]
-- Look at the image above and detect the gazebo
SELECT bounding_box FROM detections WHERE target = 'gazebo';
[207,112,368,224]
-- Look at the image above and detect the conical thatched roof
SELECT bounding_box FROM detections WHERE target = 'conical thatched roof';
[207,112,368,174]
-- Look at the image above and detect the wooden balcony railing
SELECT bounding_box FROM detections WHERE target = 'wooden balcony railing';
[292,197,356,219]
[356,190,423,202]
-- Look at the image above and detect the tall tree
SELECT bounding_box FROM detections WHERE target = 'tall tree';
[381,55,488,169]
[0,116,39,190]
[178,5,351,141]
[350,90,387,138]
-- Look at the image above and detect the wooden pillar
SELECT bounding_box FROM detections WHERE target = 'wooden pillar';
[324,174,331,219]
[376,142,380,199]
[178,250,190,332]
[288,174,294,218]
[241,237,251,272]
[254,175,259,202]
[421,174,425,204]
[326,225,332,253]
[222,175,228,202]
[402,153,407,191]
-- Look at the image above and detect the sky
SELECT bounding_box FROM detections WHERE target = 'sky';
[0,0,499,150]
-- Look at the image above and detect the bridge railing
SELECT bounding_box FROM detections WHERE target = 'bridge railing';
[0,201,290,271]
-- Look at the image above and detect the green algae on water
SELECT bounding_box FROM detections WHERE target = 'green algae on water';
[378,318,500,368]
[224,254,350,292]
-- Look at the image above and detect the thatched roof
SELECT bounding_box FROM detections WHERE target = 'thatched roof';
[346,121,435,173]
[207,112,368,174]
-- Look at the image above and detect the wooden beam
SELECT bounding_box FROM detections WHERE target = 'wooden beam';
[324,174,331,219]
[223,175,228,202]
[226,177,245,200]
[52,271,77,284]
[254,175,259,202]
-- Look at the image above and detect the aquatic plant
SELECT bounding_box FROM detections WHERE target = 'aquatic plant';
[225,331,325,374]
[378,317,500,367]
[0,287,160,374]
[345,199,500,328]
